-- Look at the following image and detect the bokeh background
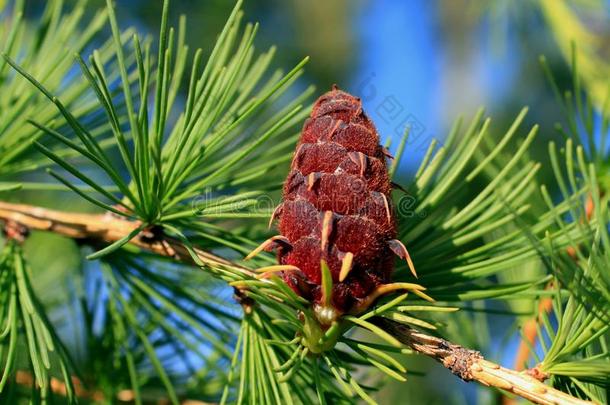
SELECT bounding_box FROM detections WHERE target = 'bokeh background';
[13,0,610,403]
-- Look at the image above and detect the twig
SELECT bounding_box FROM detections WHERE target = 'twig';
[0,201,597,405]
[14,370,215,404]
[372,318,595,405]
[0,201,254,277]
[14,370,104,401]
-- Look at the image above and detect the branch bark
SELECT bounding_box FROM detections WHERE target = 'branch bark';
[0,201,253,276]
[0,201,596,405]
[373,318,595,405]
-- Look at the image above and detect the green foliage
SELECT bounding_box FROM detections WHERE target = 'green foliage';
[0,0,123,190]
[538,0,610,110]
[0,242,75,403]
[394,109,572,303]
[540,45,610,189]
[528,47,610,403]
[5,0,310,229]
[525,145,610,402]
[74,255,239,402]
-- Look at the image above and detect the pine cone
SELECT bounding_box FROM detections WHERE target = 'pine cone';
[278,86,397,314]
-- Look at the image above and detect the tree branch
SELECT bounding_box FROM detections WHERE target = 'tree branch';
[0,201,254,276]
[372,318,595,405]
[0,201,596,405]
[14,370,215,404]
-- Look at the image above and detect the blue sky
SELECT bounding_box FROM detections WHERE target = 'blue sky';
[351,0,523,175]
[352,0,443,173]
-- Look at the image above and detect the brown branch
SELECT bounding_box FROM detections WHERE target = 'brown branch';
[373,318,596,405]
[0,201,597,405]
[14,370,103,401]
[14,370,215,404]
[0,201,254,277]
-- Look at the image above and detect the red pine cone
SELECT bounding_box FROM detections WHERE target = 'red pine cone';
[275,86,398,315]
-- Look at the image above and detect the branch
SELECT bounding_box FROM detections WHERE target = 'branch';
[372,318,595,405]
[14,370,215,404]
[0,201,596,405]
[0,201,254,276]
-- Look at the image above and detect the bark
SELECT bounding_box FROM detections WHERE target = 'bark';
[373,318,594,405]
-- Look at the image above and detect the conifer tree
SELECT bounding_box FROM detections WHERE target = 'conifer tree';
[0,1,607,404]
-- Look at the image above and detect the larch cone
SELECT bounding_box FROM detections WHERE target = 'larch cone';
[247,86,422,325]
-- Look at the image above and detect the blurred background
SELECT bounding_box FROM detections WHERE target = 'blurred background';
[12,0,610,403]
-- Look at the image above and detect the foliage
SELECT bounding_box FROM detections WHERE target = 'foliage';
[531,45,610,402]
[0,0,125,190]
[538,0,610,110]
[0,242,75,402]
